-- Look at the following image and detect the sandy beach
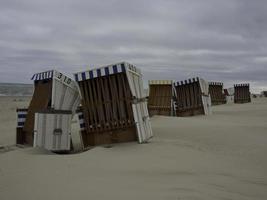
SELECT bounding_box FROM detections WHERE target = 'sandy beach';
[0,96,267,200]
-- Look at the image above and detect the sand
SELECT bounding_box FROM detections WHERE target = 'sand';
[0,97,267,200]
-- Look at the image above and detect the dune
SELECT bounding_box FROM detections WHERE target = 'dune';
[0,97,267,200]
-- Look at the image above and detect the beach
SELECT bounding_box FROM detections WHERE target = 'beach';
[0,96,267,200]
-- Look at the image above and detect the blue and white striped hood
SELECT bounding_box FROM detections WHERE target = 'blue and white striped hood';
[31,70,54,81]
[175,77,209,96]
[74,62,141,82]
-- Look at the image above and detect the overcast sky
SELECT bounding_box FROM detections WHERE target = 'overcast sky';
[0,0,267,92]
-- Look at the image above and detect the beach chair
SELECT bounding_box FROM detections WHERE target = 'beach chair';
[209,82,226,105]
[234,83,251,103]
[74,62,153,146]
[175,77,212,116]
[17,70,81,147]
[148,80,177,116]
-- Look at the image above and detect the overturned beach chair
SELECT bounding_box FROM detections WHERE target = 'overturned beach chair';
[17,108,84,152]
[209,82,226,105]
[175,77,212,116]
[234,83,251,103]
[148,80,177,117]
[33,110,72,152]
[74,62,153,147]
[17,70,81,147]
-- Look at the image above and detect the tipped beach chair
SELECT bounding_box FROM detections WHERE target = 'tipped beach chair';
[208,82,226,105]
[74,62,153,147]
[33,110,73,152]
[234,83,251,103]
[175,77,212,116]
[16,70,81,152]
[148,80,177,117]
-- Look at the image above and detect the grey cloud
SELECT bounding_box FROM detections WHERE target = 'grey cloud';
[0,0,267,93]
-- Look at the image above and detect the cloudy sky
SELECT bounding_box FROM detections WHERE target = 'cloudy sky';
[0,0,267,92]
